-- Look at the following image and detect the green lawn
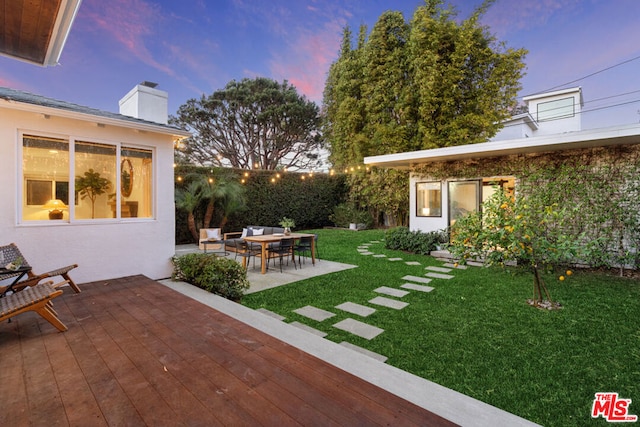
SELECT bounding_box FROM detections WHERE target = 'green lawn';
[241,229,640,427]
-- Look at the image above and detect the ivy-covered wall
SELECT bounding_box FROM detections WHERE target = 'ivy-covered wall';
[412,144,640,269]
[175,166,348,244]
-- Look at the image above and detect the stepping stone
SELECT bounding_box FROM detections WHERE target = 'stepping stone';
[256,308,285,321]
[426,266,452,273]
[405,261,421,266]
[443,263,468,270]
[357,248,369,252]
[388,257,403,261]
[467,261,484,267]
[369,296,409,310]
[289,321,327,337]
[402,275,432,284]
[369,240,381,243]
[333,318,384,340]
[425,272,455,280]
[374,286,409,298]
[372,254,387,258]
[293,305,336,321]
[359,251,374,256]
[401,283,434,293]
[336,302,376,317]
[340,342,387,362]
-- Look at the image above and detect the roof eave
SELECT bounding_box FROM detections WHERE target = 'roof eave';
[0,97,190,139]
[42,0,84,67]
[364,124,640,169]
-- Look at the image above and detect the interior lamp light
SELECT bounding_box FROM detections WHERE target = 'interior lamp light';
[42,199,67,220]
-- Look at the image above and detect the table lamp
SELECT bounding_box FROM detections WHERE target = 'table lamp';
[43,199,67,220]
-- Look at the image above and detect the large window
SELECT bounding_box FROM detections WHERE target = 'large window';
[537,96,574,121]
[21,134,154,222]
[416,182,442,217]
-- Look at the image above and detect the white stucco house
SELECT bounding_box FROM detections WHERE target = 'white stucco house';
[364,87,640,234]
[0,83,190,284]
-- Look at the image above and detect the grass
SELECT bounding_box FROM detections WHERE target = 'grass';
[241,229,640,427]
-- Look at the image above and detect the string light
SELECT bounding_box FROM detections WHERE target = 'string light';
[174,163,371,184]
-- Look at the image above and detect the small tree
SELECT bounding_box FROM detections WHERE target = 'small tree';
[449,188,581,309]
[75,169,111,219]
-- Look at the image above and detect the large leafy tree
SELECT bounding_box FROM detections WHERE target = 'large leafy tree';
[323,0,526,224]
[172,77,323,171]
[409,0,526,148]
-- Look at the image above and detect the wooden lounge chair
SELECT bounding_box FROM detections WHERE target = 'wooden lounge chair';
[0,243,81,293]
[0,282,67,332]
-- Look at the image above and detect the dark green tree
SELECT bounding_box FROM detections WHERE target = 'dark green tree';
[409,0,526,148]
[322,0,526,225]
[172,77,323,171]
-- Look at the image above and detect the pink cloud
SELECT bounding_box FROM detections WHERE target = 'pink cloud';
[267,7,347,103]
[483,0,582,36]
[78,0,174,76]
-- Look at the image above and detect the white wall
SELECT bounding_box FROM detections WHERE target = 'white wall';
[0,107,176,284]
[409,176,448,233]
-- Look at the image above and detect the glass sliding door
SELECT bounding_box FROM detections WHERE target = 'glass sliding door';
[448,180,480,227]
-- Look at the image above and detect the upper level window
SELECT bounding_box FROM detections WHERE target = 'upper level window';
[416,182,442,217]
[537,96,574,121]
[21,134,153,222]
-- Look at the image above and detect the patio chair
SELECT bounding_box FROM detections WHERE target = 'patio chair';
[294,236,314,267]
[0,281,67,332]
[199,228,223,251]
[270,238,296,273]
[234,240,261,270]
[0,243,80,293]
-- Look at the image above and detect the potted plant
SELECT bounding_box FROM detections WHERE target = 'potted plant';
[76,169,112,219]
[279,217,295,235]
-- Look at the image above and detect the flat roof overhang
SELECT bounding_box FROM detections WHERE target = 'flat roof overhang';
[364,124,640,169]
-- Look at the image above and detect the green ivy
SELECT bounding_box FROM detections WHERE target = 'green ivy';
[413,144,640,274]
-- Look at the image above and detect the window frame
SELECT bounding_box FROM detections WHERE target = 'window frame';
[416,181,442,217]
[18,131,156,224]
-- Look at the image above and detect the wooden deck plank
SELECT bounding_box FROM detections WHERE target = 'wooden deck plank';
[0,275,458,427]
[0,319,37,426]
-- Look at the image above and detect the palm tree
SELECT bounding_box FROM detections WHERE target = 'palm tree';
[175,181,205,242]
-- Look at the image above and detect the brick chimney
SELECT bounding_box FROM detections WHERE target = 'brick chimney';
[119,81,168,124]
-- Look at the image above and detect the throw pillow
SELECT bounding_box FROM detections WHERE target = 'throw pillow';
[206,229,220,241]
[253,228,264,236]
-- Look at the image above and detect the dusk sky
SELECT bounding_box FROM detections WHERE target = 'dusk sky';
[2,0,640,130]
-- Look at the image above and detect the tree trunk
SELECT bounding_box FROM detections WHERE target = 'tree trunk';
[203,199,214,229]
[187,212,198,243]
[532,266,553,305]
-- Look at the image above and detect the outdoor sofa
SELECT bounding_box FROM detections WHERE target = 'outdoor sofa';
[223,225,285,253]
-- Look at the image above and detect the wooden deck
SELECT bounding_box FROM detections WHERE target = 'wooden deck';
[0,275,457,426]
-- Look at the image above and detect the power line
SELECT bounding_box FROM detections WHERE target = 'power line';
[522,54,640,98]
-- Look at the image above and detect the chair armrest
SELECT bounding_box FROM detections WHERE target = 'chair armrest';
[223,232,243,239]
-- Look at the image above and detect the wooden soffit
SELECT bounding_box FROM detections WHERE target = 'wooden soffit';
[0,0,82,66]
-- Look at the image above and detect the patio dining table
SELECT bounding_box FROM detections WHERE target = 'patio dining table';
[243,232,315,274]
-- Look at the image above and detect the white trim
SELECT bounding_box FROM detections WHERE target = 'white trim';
[43,0,84,66]
[364,123,640,169]
[0,98,189,138]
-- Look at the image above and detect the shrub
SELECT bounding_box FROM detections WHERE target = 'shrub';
[385,226,447,255]
[329,203,373,229]
[172,253,250,301]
